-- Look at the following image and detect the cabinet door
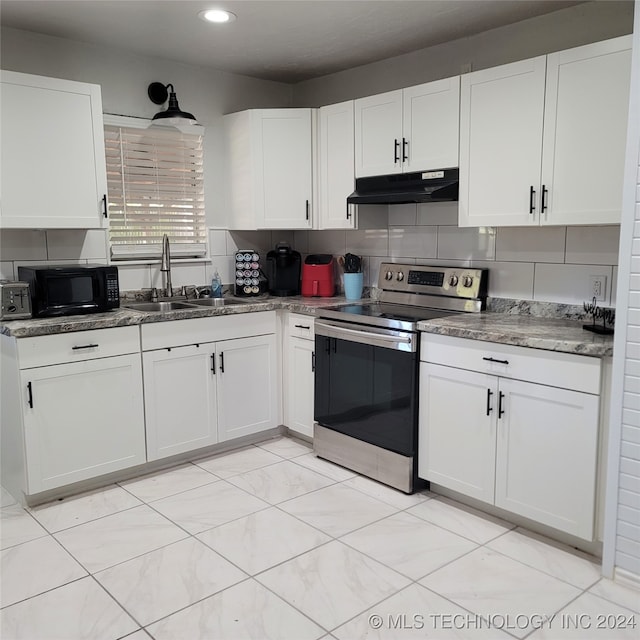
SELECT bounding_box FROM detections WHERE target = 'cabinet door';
[418,363,496,504]
[355,90,403,177]
[459,57,546,227]
[541,36,632,226]
[253,109,312,229]
[21,355,145,493]
[318,101,356,229]
[494,378,599,540]
[143,345,218,461]
[217,334,278,441]
[402,77,460,173]
[285,337,315,438]
[0,71,107,229]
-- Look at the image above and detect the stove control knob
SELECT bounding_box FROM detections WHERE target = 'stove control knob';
[385,271,394,281]
[396,271,404,282]
[449,275,459,287]
[462,275,474,288]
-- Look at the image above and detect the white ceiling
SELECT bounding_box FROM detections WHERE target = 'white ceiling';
[1,0,589,83]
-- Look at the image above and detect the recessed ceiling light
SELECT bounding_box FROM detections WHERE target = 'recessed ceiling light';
[199,9,236,24]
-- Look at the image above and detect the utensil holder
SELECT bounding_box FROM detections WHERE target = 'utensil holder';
[344,272,364,300]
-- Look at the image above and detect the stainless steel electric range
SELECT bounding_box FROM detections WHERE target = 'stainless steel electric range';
[313,263,488,493]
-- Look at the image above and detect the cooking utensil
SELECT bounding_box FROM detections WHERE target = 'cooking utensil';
[343,253,362,273]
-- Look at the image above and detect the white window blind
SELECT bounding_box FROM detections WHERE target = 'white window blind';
[104,124,206,260]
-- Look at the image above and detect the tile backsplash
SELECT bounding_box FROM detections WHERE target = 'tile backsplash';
[0,203,621,308]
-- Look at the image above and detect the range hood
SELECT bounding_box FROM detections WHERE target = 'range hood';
[347,168,458,205]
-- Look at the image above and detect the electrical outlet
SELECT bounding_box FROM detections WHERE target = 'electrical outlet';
[589,275,607,302]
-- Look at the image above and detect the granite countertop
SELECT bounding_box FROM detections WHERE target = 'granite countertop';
[0,295,351,338]
[2,297,615,357]
[418,312,614,357]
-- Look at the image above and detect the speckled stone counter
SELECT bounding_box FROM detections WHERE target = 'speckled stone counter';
[0,295,352,338]
[418,312,613,357]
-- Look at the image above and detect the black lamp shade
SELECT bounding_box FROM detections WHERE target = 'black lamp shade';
[148,82,196,123]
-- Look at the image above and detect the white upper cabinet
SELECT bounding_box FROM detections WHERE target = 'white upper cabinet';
[354,77,460,178]
[540,37,632,225]
[355,90,403,177]
[223,108,313,230]
[459,36,632,227]
[0,71,108,229]
[402,78,460,173]
[318,101,356,229]
[459,57,547,227]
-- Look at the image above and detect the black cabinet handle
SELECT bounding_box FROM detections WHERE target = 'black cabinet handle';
[486,389,493,416]
[498,391,505,418]
[324,336,331,355]
[402,137,408,162]
[541,185,548,213]
[211,353,216,375]
[346,202,351,220]
[394,139,400,163]
[219,352,225,373]
[72,344,99,350]
[312,352,316,372]
[102,194,108,218]
[529,186,536,214]
[305,200,310,220]
[483,356,509,365]
[27,381,33,409]
[294,324,310,330]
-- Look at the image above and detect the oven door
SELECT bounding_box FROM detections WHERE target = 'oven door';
[314,319,418,456]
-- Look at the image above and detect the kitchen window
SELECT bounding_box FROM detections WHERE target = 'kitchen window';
[104,116,206,260]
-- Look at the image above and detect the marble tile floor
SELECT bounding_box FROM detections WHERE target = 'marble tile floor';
[1,436,638,640]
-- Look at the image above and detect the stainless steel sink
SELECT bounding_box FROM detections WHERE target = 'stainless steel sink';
[123,301,197,312]
[188,298,246,307]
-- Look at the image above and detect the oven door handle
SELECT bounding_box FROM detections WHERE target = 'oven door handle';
[315,319,415,352]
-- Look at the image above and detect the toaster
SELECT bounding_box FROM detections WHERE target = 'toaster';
[0,280,32,320]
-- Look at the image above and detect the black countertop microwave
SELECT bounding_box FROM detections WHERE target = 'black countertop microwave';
[18,264,120,318]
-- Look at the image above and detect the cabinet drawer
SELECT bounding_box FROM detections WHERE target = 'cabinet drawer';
[288,313,314,340]
[141,311,276,351]
[420,333,600,394]
[17,326,140,369]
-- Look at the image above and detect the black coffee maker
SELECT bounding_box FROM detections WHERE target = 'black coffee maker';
[265,243,301,296]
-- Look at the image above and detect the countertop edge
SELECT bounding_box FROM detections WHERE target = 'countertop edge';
[417,320,613,358]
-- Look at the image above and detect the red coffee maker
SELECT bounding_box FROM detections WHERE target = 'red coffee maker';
[301,254,335,297]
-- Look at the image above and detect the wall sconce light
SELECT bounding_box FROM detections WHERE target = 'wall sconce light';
[147,82,197,125]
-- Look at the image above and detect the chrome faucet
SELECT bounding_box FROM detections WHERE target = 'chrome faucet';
[160,234,172,298]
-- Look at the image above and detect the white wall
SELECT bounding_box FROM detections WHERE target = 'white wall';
[604,0,640,585]
[293,1,633,107]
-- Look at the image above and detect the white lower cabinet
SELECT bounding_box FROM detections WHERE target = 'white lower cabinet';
[217,334,278,441]
[284,313,315,438]
[143,344,218,461]
[141,313,278,460]
[1,327,146,497]
[21,355,146,493]
[419,334,601,540]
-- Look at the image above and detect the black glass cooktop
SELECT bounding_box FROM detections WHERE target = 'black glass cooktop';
[318,302,457,331]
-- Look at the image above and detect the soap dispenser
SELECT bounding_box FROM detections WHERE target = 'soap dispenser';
[211,269,223,298]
